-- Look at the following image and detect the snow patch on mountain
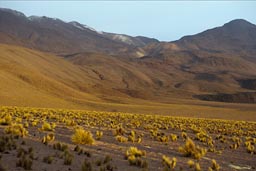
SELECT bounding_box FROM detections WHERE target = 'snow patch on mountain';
[28,16,63,23]
[112,35,134,45]
[28,16,41,21]
[69,21,102,34]
[69,21,84,30]
[82,24,97,32]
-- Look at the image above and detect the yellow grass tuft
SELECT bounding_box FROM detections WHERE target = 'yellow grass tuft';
[71,128,94,145]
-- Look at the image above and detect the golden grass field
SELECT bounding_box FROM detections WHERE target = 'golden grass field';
[0,106,255,171]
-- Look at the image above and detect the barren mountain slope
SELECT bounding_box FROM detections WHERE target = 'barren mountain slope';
[142,19,256,99]
[0,8,146,57]
[1,8,256,105]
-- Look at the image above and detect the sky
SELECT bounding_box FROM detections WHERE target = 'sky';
[0,1,256,41]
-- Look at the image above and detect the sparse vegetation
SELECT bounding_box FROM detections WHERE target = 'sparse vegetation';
[0,106,255,170]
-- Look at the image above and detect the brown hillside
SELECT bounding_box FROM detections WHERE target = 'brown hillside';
[0,8,256,119]
[0,44,103,108]
[1,44,256,120]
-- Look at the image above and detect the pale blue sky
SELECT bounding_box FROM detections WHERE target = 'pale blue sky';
[0,1,255,41]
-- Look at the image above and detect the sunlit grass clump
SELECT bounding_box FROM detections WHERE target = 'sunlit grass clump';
[40,122,55,132]
[162,155,177,171]
[96,130,103,140]
[208,159,220,171]
[5,123,28,137]
[42,133,55,145]
[116,135,128,143]
[125,146,147,168]
[0,114,12,125]
[71,128,94,145]
[179,138,207,159]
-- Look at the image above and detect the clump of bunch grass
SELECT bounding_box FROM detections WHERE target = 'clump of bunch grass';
[128,130,136,143]
[195,162,201,171]
[170,134,178,142]
[40,122,55,132]
[245,141,255,154]
[0,135,17,152]
[71,128,94,145]
[103,155,112,164]
[16,156,33,170]
[179,138,207,159]
[74,145,84,155]
[181,132,187,140]
[31,120,38,127]
[187,160,195,168]
[96,131,103,140]
[208,159,220,171]
[63,150,73,165]
[125,146,147,168]
[43,156,53,164]
[126,146,146,158]
[84,151,92,158]
[17,147,34,160]
[158,135,169,143]
[187,160,201,171]
[95,155,113,167]
[42,133,55,145]
[53,142,68,151]
[16,147,34,170]
[0,114,12,125]
[115,135,128,143]
[5,123,28,137]
[82,159,92,171]
[162,155,177,171]
[113,125,126,136]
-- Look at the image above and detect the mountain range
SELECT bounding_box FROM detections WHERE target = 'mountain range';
[0,8,256,115]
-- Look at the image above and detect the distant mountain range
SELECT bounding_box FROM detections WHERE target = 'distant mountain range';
[0,8,158,57]
[1,7,256,107]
